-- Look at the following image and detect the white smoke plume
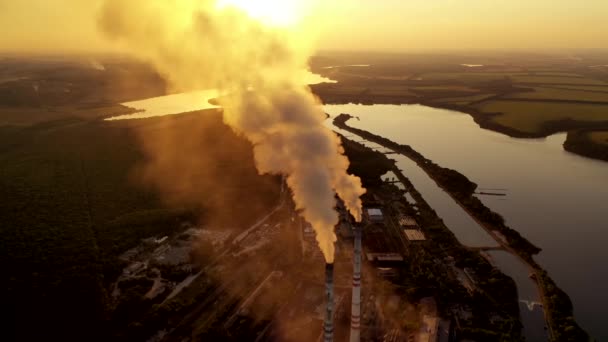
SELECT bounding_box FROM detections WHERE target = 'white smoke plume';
[98,0,365,262]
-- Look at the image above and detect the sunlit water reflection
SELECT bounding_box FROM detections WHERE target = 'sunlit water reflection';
[324,103,608,340]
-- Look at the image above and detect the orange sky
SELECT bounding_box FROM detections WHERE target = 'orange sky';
[1,0,607,54]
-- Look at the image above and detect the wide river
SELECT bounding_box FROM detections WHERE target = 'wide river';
[108,83,606,339]
[324,104,608,341]
[327,119,549,341]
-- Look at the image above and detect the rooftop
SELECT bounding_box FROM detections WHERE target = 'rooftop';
[404,229,426,241]
[399,216,418,227]
[367,208,383,216]
[366,253,404,262]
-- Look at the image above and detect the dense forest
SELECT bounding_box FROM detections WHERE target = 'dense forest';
[0,110,281,341]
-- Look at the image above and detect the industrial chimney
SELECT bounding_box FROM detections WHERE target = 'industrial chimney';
[350,224,362,342]
[324,263,335,342]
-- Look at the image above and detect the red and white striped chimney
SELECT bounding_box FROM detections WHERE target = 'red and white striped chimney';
[350,224,362,342]
[324,263,335,342]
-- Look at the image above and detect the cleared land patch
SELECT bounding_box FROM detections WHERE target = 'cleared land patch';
[475,100,608,134]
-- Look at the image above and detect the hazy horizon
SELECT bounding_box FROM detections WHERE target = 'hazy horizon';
[1,0,607,54]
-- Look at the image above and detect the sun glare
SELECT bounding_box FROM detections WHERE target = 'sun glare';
[216,0,305,27]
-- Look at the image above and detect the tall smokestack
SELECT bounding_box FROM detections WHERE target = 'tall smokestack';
[350,224,362,342]
[324,263,335,342]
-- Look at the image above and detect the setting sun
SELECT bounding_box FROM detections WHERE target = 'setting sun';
[3,1,608,341]
[216,0,306,27]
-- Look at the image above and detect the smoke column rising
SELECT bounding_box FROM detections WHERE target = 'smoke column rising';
[98,0,365,262]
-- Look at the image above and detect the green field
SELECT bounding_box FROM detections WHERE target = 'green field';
[506,87,608,103]
[511,75,607,85]
[475,100,608,134]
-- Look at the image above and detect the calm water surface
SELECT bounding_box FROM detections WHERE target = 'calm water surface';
[107,70,335,121]
[487,251,549,341]
[332,121,546,340]
[325,104,608,340]
[106,85,606,339]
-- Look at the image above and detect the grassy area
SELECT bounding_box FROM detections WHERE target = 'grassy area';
[511,75,607,85]
[475,100,608,134]
[505,87,608,103]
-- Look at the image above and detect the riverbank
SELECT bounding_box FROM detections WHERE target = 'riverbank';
[334,113,590,341]
[564,128,608,162]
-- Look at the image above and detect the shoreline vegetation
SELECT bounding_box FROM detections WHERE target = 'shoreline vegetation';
[334,113,590,341]
[563,129,608,162]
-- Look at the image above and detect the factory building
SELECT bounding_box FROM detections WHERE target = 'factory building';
[404,229,426,241]
[398,215,418,228]
[365,253,404,268]
[366,208,384,223]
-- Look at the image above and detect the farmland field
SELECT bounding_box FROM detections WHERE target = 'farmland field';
[505,87,608,103]
[475,100,608,134]
[435,93,496,105]
[368,85,418,97]
[511,75,607,85]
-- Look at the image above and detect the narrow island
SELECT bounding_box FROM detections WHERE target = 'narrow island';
[334,113,590,341]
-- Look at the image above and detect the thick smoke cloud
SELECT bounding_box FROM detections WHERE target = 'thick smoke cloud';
[99,0,365,262]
